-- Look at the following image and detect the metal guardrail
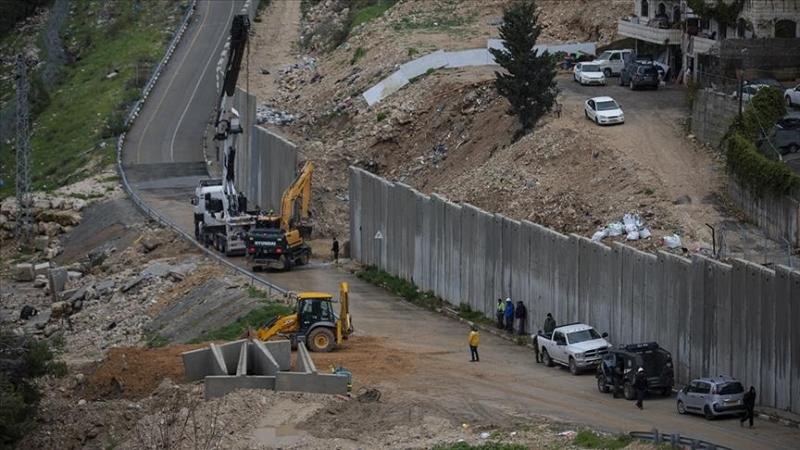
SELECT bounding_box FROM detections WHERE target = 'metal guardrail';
[630,429,732,450]
[114,0,288,297]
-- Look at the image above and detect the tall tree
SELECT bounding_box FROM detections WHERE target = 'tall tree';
[490,0,557,136]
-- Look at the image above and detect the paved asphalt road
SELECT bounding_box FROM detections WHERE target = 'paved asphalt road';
[121,3,800,448]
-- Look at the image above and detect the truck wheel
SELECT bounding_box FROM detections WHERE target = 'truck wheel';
[704,405,715,420]
[569,357,580,375]
[542,349,553,367]
[307,328,335,352]
[623,382,635,400]
[597,375,610,393]
[298,253,309,266]
[282,255,291,271]
[677,400,687,415]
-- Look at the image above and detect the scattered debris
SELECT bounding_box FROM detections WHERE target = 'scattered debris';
[663,233,682,249]
[256,103,296,125]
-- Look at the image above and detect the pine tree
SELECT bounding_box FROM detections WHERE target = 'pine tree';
[489,0,557,136]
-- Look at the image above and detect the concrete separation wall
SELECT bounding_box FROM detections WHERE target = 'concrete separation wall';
[182,339,346,399]
[690,89,738,148]
[232,88,298,212]
[363,40,596,106]
[349,166,800,415]
[728,177,800,247]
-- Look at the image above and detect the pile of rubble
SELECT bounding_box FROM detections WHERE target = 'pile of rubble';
[0,195,85,258]
[256,103,297,125]
[299,0,351,52]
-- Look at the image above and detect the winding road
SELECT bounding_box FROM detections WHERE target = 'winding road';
[121,1,799,448]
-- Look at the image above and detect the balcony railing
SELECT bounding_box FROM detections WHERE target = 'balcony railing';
[618,19,683,45]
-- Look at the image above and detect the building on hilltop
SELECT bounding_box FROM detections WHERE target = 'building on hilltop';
[617,0,800,84]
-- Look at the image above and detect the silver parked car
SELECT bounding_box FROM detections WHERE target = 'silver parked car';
[676,376,746,419]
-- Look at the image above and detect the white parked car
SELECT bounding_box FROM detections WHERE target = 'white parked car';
[593,49,633,77]
[585,96,625,125]
[573,63,606,86]
[786,84,800,107]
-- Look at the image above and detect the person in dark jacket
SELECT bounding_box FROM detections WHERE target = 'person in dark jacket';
[741,386,756,427]
[331,237,340,263]
[532,331,542,363]
[515,301,527,335]
[504,298,514,333]
[633,367,647,409]
[543,313,556,333]
[495,299,504,328]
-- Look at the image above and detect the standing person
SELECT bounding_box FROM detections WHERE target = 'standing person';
[468,324,480,362]
[543,313,556,333]
[515,300,527,335]
[633,367,647,409]
[495,299,504,328]
[741,386,756,428]
[532,331,542,363]
[331,237,340,263]
[504,298,515,333]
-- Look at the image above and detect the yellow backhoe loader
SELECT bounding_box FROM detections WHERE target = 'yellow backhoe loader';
[245,162,314,270]
[250,281,353,352]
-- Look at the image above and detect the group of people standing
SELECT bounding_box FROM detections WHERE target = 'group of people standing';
[494,298,532,335]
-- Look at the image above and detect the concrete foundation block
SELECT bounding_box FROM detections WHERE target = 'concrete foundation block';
[204,375,276,399]
[276,372,348,395]
[251,340,280,375]
[15,263,35,282]
[47,267,68,301]
[33,262,51,277]
[263,340,291,370]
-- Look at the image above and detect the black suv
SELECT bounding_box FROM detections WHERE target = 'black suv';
[596,342,674,399]
[620,62,660,90]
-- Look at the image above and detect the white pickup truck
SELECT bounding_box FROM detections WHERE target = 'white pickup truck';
[537,323,612,375]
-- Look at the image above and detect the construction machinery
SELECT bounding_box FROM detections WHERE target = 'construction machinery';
[245,161,314,270]
[252,281,353,352]
[192,14,255,255]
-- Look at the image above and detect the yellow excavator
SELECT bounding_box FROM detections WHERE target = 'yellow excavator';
[250,282,353,352]
[245,162,314,270]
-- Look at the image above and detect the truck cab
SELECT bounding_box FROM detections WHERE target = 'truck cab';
[593,49,633,77]
[538,323,611,375]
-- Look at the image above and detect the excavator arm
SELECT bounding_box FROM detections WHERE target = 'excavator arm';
[255,313,300,342]
[336,282,353,344]
[279,161,314,232]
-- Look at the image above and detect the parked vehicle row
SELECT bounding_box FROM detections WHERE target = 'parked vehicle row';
[534,322,750,422]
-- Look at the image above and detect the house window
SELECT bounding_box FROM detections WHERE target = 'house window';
[641,0,649,18]
[775,19,797,38]
[673,6,681,23]
[737,18,746,38]
[658,2,666,17]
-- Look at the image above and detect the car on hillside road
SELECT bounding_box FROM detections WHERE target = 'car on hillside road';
[573,63,606,86]
[585,96,624,125]
[786,84,800,107]
[677,376,746,420]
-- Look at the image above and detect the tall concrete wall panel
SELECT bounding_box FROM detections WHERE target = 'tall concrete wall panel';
[348,167,800,414]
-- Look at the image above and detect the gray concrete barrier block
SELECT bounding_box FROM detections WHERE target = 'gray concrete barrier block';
[250,340,280,375]
[275,372,348,395]
[263,340,291,370]
[33,262,51,277]
[182,346,227,381]
[47,268,68,300]
[218,339,247,374]
[209,343,230,376]
[204,375,276,399]
[236,341,248,376]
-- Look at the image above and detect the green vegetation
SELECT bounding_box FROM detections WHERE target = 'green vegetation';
[458,303,492,326]
[0,0,52,37]
[686,0,745,28]
[190,299,293,343]
[407,47,419,57]
[409,67,437,84]
[432,442,527,450]
[350,46,367,65]
[0,0,186,197]
[0,331,67,447]
[573,430,632,449]
[391,0,476,34]
[351,0,397,30]
[358,265,445,310]
[145,333,169,348]
[376,111,388,122]
[490,0,557,137]
[724,86,800,195]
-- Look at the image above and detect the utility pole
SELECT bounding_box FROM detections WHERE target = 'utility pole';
[15,54,33,248]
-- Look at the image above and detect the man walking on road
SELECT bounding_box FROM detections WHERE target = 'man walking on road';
[468,324,480,362]
[741,386,756,427]
[331,237,340,263]
[633,367,647,409]
[496,299,504,328]
[532,331,542,363]
[544,313,556,333]
[504,298,515,333]
[515,300,527,335]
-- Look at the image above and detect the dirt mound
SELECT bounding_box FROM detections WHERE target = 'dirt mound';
[308,335,416,386]
[80,345,202,400]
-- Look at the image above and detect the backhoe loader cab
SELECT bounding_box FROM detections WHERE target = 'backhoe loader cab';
[254,282,353,352]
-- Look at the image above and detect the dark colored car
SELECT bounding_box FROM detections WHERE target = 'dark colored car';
[596,342,674,399]
[620,62,660,90]
[758,118,800,156]
[746,78,784,90]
